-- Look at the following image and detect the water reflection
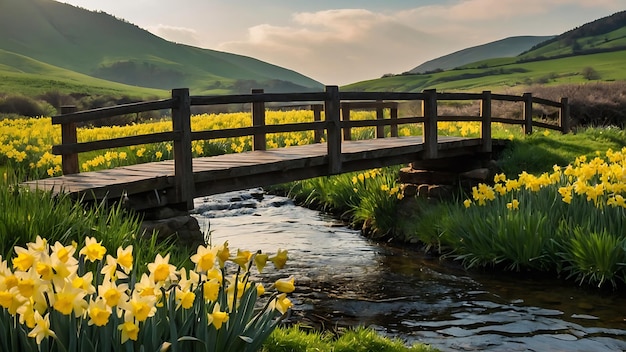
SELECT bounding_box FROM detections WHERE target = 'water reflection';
[192,189,626,352]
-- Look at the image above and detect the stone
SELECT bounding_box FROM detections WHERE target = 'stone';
[427,184,454,199]
[140,215,204,247]
[399,168,457,185]
[417,184,430,198]
[402,184,418,197]
[460,168,491,181]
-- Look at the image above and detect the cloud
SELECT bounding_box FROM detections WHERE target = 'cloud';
[147,24,201,46]
[215,1,623,85]
[218,9,455,85]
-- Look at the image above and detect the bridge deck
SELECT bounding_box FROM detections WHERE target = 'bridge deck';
[24,136,486,209]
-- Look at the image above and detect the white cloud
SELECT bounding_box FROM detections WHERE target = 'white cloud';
[147,24,201,46]
[218,9,455,85]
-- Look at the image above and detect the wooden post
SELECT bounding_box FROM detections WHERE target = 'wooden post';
[171,88,195,210]
[523,92,533,134]
[312,104,323,143]
[325,86,342,174]
[375,100,385,138]
[560,97,570,133]
[422,89,438,159]
[252,89,266,151]
[390,104,398,137]
[60,106,79,175]
[341,102,351,141]
[480,91,492,153]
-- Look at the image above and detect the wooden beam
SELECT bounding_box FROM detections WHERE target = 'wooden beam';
[375,100,385,138]
[252,89,266,151]
[523,92,533,134]
[60,106,79,175]
[325,86,342,174]
[313,104,323,143]
[480,91,492,153]
[422,89,438,159]
[341,102,352,141]
[171,88,195,210]
[390,106,398,137]
[560,97,570,133]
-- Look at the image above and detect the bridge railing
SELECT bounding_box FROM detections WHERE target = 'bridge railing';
[51,86,570,208]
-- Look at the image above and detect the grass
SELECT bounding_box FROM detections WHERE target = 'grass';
[497,127,626,175]
[261,326,437,352]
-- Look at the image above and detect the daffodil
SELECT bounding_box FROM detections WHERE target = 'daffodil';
[147,253,177,283]
[116,245,133,274]
[207,303,228,329]
[119,321,140,343]
[88,297,112,327]
[190,244,217,272]
[79,237,107,262]
[269,249,288,269]
[123,292,157,322]
[230,249,253,269]
[28,312,57,345]
[98,280,129,308]
[203,278,220,302]
[270,293,292,314]
[274,276,295,293]
[13,246,35,271]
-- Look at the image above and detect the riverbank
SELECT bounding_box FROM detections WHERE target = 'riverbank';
[268,127,626,289]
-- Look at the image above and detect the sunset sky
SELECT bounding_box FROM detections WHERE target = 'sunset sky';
[59,0,622,85]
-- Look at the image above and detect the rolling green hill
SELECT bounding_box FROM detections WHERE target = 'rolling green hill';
[0,0,324,95]
[0,49,165,97]
[346,11,626,92]
[409,36,555,74]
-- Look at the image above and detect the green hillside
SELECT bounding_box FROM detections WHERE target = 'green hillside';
[0,49,165,97]
[346,11,626,92]
[0,0,323,95]
[409,36,554,74]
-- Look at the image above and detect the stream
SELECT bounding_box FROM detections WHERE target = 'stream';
[191,189,626,352]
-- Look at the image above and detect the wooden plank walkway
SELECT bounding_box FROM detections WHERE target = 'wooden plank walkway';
[23,136,486,210]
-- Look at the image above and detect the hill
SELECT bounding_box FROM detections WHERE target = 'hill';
[409,36,554,74]
[345,10,626,92]
[0,0,324,95]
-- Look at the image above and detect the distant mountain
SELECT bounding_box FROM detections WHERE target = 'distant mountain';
[409,36,555,74]
[0,0,324,94]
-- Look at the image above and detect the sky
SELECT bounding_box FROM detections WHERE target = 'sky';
[59,0,623,86]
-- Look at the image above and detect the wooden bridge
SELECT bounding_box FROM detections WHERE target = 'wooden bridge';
[23,86,570,211]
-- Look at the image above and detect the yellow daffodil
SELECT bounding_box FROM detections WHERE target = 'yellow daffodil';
[79,237,107,262]
[203,278,220,302]
[269,249,288,269]
[207,303,228,330]
[28,312,57,345]
[13,246,35,271]
[274,276,295,293]
[254,252,268,273]
[230,249,253,269]
[98,280,129,308]
[147,253,177,283]
[123,292,157,322]
[88,297,112,327]
[190,244,217,272]
[270,293,293,314]
[116,245,133,274]
[118,321,140,343]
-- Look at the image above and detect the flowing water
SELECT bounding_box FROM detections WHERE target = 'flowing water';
[192,189,626,352]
